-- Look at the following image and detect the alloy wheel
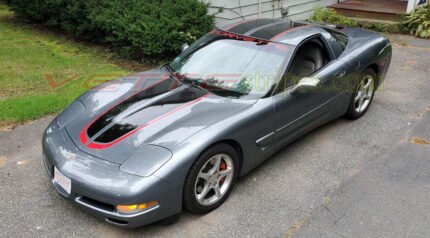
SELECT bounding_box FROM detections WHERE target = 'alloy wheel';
[194,153,234,206]
[354,75,374,113]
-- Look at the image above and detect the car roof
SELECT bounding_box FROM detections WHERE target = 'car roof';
[218,19,337,46]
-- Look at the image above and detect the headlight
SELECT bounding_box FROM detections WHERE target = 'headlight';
[120,145,172,177]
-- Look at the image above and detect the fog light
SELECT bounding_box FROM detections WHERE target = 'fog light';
[116,201,158,214]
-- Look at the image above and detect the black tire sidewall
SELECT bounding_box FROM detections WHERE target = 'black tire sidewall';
[346,68,377,119]
[183,143,239,214]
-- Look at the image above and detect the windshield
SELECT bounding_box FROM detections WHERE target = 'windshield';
[169,30,293,99]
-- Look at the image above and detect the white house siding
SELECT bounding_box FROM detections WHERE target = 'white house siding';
[202,0,339,27]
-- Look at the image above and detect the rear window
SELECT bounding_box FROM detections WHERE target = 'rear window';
[328,30,348,52]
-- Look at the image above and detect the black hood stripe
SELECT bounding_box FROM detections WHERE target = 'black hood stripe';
[86,93,210,150]
[79,77,170,145]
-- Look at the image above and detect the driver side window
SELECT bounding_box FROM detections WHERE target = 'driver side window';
[276,37,331,93]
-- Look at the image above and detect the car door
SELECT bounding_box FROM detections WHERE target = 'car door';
[272,35,347,148]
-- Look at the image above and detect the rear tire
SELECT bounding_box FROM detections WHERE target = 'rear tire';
[345,68,377,119]
[183,143,238,214]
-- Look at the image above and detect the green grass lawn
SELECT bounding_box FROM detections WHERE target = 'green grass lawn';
[0,5,152,128]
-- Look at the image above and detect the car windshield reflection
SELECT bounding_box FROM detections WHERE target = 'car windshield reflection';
[169,31,293,99]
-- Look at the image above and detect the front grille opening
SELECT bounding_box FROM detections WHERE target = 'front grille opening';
[106,218,129,226]
[79,196,115,212]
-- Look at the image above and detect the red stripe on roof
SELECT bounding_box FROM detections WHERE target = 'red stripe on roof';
[270,25,312,41]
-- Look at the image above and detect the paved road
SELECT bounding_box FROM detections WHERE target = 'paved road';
[1,35,429,238]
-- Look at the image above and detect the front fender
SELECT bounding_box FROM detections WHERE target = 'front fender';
[153,98,274,184]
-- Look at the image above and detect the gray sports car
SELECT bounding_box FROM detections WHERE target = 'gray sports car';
[42,19,392,227]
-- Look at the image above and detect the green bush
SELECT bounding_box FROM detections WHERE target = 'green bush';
[309,7,358,27]
[358,21,403,34]
[404,4,430,39]
[310,7,404,34]
[6,0,214,60]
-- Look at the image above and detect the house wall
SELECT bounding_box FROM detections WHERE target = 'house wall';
[202,0,339,26]
[407,0,428,13]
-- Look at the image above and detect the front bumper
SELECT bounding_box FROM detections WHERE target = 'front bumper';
[42,121,182,227]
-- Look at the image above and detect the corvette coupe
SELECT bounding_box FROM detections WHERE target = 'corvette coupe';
[42,19,392,227]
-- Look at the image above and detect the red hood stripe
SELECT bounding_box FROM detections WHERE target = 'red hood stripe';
[79,77,170,146]
[86,93,210,150]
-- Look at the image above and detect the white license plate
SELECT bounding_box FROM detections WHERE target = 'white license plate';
[54,167,71,195]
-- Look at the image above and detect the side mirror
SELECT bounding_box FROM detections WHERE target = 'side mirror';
[290,77,320,95]
[181,43,189,52]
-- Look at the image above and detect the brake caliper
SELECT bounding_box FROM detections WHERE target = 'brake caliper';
[219,161,227,184]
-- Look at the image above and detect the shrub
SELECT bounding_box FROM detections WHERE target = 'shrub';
[358,21,403,34]
[6,0,214,61]
[310,7,404,34]
[309,7,358,27]
[403,4,430,39]
[90,0,214,59]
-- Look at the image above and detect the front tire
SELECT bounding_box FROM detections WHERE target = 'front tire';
[183,143,238,214]
[345,68,377,119]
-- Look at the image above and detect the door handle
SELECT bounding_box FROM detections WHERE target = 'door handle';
[335,70,346,78]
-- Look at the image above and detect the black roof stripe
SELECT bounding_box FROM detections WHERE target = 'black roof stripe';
[249,21,294,40]
[219,19,347,46]
[226,19,276,35]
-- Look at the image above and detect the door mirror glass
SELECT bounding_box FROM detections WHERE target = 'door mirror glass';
[291,77,320,95]
[181,43,189,52]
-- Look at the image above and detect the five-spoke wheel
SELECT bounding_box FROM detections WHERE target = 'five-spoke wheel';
[184,143,238,213]
[346,68,377,119]
[354,75,374,113]
[195,154,234,206]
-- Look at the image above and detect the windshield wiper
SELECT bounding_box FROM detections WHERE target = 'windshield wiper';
[162,64,181,81]
[184,77,246,97]
[162,65,244,97]
[182,77,210,92]
[162,65,208,91]
[182,77,202,87]
[204,84,246,97]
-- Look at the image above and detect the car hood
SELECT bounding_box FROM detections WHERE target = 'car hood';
[62,68,256,164]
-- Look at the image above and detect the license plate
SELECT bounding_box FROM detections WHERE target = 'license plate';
[54,167,71,195]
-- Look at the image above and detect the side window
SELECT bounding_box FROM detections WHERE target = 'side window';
[277,37,331,92]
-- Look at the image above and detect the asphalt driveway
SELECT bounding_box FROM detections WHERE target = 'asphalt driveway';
[0,35,429,238]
